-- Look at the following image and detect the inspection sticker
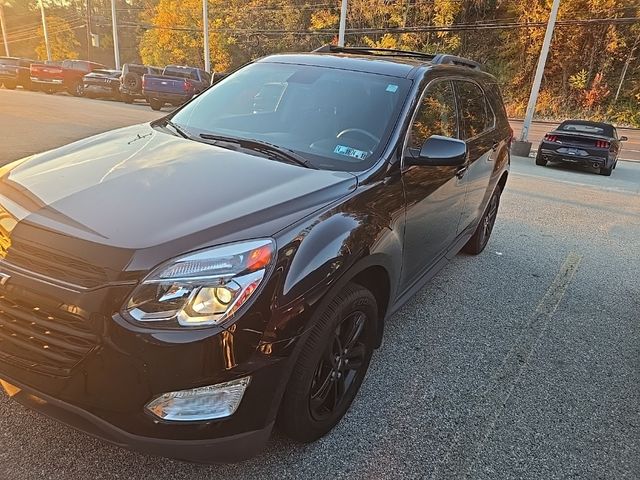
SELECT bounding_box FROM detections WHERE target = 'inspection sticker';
[334,145,369,160]
[386,84,399,93]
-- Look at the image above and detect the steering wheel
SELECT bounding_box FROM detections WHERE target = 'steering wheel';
[336,128,380,146]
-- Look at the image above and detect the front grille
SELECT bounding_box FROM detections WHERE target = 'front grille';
[6,239,110,289]
[0,296,99,377]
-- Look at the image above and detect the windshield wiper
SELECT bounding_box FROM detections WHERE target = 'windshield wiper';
[163,119,190,139]
[199,133,317,169]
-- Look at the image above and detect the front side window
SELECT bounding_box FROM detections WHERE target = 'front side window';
[456,81,493,139]
[407,80,458,155]
[171,62,411,171]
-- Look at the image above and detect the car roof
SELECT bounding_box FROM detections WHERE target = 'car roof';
[559,119,612,128]
[257,47,487,80]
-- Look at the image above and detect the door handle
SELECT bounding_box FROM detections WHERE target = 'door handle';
[455,166,467,178]
[492,141,500,151]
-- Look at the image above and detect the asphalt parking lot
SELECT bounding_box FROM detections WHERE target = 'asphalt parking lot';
[0,89,639,479]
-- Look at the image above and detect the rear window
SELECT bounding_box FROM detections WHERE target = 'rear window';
[125,65,146,75]
[164,67,198,80]
[559,122,610,136]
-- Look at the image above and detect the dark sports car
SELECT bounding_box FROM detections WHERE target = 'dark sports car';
[536,120,627,176]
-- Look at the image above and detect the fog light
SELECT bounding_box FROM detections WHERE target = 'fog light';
[145,377,250,421]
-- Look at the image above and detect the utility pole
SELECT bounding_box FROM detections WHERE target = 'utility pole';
[39,0,52,61]
[110,0,120,69]
[203,0,210,72]
[513,0,561,156]
[614,32,640,103]
[86,0,91,60]
[0,5,9,57]
[338,0,347,46]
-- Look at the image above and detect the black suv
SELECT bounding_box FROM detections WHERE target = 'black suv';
[0,46,510,462]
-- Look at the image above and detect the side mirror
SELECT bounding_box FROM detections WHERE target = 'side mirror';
[620,136,628,142]
[406,135,467,167]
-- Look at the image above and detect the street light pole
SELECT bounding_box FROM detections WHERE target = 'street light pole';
[203,0,210,72]
[0,5,9,57]
[86,0,91,60]
[39,0,52,61]
[110,0,120,69]
[519,0,561,144]
[338,0,348,47]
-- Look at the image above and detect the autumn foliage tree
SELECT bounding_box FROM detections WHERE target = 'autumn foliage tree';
[36,16,80,61]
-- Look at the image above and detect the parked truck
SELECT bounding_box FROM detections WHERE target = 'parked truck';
[30,59,105,96]
[142,65,210,110]
[0,57,36,90]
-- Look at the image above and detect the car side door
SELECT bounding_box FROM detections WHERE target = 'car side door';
[400,78,466,290]
[453,80,498,233]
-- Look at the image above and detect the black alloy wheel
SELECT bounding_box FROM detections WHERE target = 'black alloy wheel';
[279,283,377,442]
[309,310,368,421]
[462,186,501,255]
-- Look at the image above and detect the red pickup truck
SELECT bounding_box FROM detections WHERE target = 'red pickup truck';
[30,59,105,96]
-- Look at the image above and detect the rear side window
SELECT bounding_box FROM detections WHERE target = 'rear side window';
[164,67,198,80]
[456,81,494,140]
[408,80,458,152]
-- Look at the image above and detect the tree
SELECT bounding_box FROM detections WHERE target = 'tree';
[36,15,80,60]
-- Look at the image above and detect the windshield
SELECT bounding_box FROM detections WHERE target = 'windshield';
[559,122,611,136]
[171,62,411,171]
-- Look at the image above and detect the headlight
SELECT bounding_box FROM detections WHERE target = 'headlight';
[123,239,275,328]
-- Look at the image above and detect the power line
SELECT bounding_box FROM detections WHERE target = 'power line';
[99,16,640,36]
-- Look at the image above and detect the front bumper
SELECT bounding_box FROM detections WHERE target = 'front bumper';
[2,373,276,463]
[0,258,303,462]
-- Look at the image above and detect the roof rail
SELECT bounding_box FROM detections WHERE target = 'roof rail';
[313,44,436,61]
[431,54,482,70]
[313,45,482,70]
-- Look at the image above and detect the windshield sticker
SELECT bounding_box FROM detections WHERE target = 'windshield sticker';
[334,145,369,160]
[386,84,399,93]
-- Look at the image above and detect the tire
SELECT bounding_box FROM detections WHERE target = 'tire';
[122,72,142,94]
[462,186,502,255]
[3,80,17,90]
[68,81,84,97]
[613,160,618,170]
[149,98,163,111]
[599,164,612,176]
[278,283,377,443]
[535,154,547,166]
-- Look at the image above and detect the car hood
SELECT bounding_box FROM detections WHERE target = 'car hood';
[0,124,356,278]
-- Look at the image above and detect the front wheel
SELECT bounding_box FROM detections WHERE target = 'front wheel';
[278,283,377,442]
[3,80,17,90]
[462,186,502,255]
